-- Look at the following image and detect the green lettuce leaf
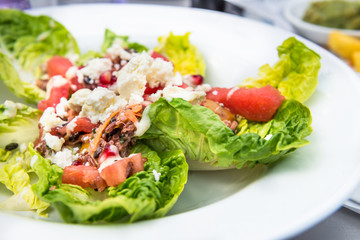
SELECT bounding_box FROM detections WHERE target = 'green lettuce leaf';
[0,9,79,104]
[0,100,41,147]
[0,144,50,216]
[154,32,206,76]
[139,98,312,169]
[0,53,46,103]
[30,143,188,223]
[0,100,48,215]
[239,37,321,103]
[101,28,148,53]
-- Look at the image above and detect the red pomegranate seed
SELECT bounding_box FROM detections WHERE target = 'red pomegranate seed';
[110,75,117,85]
[190,75,203,86]
[99,71,112,84]
[72,160,83,166]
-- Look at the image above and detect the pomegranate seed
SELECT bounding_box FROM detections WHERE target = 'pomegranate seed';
[110,75,117,85]
[99,71,112,84]
[72,160,83,166]
[190,75,203,86]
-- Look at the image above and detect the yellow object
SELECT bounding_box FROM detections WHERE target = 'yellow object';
[353,51,360,72]
[328,31,360,59]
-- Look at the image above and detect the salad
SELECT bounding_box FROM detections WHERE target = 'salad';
[0,9,320,223]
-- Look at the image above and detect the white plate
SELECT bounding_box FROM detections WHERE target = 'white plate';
[1,4,360,240]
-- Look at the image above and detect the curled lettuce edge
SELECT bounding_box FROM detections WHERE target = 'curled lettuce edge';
[28,143,188,223]
[240,37,321,103]
[153,32,206,76]
[101,28,148,53]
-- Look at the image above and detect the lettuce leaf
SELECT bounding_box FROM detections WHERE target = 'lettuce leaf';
[0,53,46,104]
[0,145,50,216]
[0,100,48,215]
[154,32,206,76]
[0,9,79,104]
[239,37,321,103]
[30,143,188,223]
[139,98,312,169]
[101,28,148,53]
[0,101,41,147]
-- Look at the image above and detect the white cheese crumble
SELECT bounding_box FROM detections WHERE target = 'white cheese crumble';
[30,155,38,168]
[113,52,151,100]
[106,41,135,60]
[195,83,212,93]
[19,143,27,153]
[80,58,112,80]
[161,86,206,105]
[44,133,65,151]
[66,116,78,133]
[65,53,79,64]
[113,52,177,101]
[264,134,273,141]
[39,107,66,132]
[135,105,151,137]
[147,57,175,88]
[128,93,144,105]
[55,97,69,118]
[48,148,77,169]
[66,65,84,83]
[68,87,127,124]
[148,90,163,102]
[152,169,161,182]
[3,100,17,118]
[68,88,92,112]
[170,72,184,86]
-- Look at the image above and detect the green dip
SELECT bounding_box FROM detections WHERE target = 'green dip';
[303,0,360,30]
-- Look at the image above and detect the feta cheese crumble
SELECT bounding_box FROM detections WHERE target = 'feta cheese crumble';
[68,87,127,124]
[161,86,206,105]
[113,52,177,101]
[106,41,135,60]
[264,134,273,141]
[48,148,78,169]
[3,100,17,118]
[30,155,38,168]
[55,97,69,118]
[66,65,84,83]
[80,58,112,80]
[39,107,66,132]
[113,52,151,100]
[147,57,175,88]
[44,133,65,151]
[19,143,27,153]
[152,169,161,182]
